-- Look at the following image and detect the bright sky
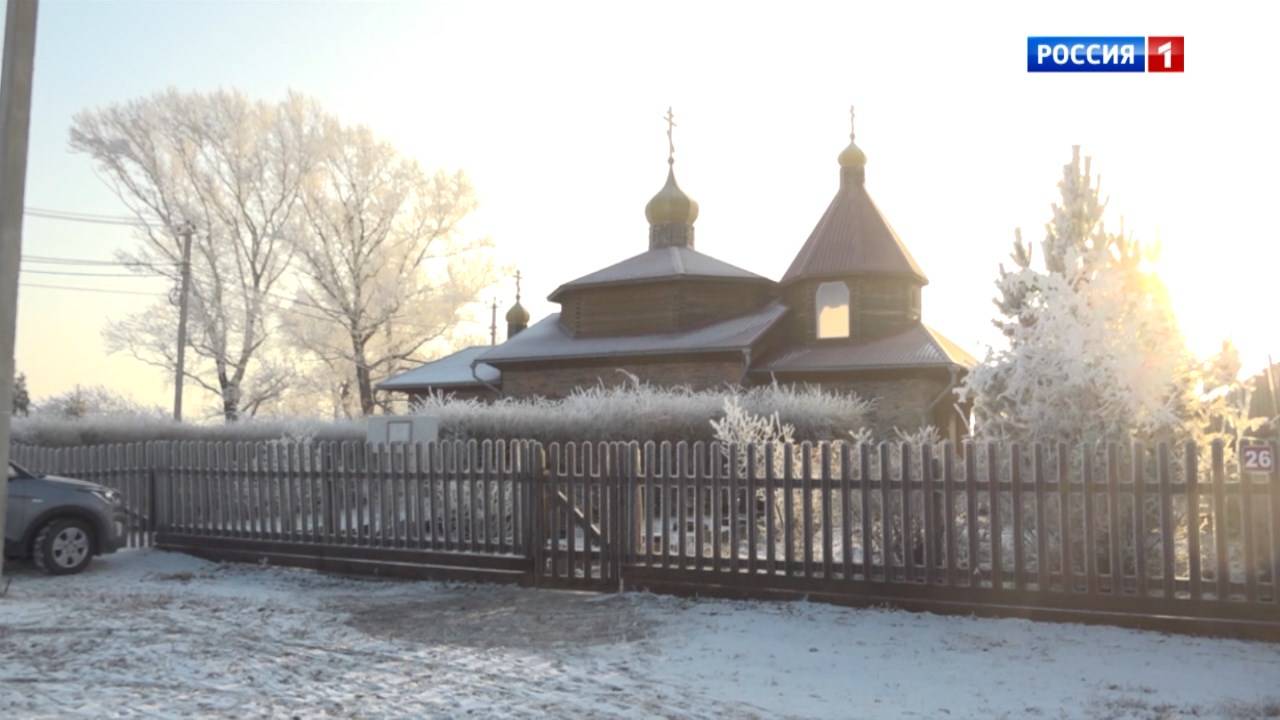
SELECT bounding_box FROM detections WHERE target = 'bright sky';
[10,0,1280,411]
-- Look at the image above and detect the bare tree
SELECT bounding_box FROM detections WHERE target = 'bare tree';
[11,372,29,416]
[71,89,323,421]
[284,121,494,415]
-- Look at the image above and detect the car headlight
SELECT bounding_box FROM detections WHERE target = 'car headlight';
[86,488,122,506]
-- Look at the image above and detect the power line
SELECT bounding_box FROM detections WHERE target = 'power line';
[27,205,137,220]
[20,280,337,324]
[21,268,164,278]
[22,253,181,267]
[23,255,127,266]
[24,206,158,227]
[20,282,164,297]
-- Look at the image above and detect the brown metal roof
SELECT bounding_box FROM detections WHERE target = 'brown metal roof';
[781,182,927,286]
[548,246,772,301]
[756,324,976,374]
[478,302,787,365]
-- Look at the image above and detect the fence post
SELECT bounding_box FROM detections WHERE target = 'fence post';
[1211,440,1228,601]
[1270,433,1280,603]
[146,441,158,542]
[322,443,335,543]
[535,443,549,586]
[612,442,625,591]
[1185,442,1202,601]
[629,443,642,571]
[1158,443,1177,601]
[161,440,172,536]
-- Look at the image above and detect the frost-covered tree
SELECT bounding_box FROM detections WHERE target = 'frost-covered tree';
[71,89,325,421]
[283,121,494,416]
[35,385,162,420]
[1175,341,1262,450]
[11,372,29,417]
[959,147,1256,447]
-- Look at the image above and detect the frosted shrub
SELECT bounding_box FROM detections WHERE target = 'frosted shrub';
[710,396,795,449]
[412,378,873,444]
[11,414,365,447]
[13,380,871,449]
[712,397,880,566]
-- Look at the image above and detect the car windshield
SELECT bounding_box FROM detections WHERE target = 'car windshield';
[7,461,32,480]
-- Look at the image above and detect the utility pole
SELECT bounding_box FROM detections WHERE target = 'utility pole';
[172,222,193,421]
[0,0,40,587]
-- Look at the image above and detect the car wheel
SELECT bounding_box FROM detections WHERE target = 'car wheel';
[33,518,95,575]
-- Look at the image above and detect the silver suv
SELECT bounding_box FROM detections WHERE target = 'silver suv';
[4,461,127,574]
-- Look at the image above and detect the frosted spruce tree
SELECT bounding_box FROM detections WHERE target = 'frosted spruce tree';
[958,147,1252,447]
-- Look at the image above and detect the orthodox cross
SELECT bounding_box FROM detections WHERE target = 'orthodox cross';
[665,107,677,166]
[514,269,522,302]
[489,299,497,345]
[849,105,856,141]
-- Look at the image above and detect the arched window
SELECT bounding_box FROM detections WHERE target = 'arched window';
[815,281,850,339]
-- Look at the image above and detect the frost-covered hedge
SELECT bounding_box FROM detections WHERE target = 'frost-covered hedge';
[11,382,874,448]
[414,381,874,444]
[10,414,365,448]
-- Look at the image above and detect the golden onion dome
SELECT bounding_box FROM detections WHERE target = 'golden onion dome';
[838,138,867,168]
[505,300,530,325]
[644,168,699,226]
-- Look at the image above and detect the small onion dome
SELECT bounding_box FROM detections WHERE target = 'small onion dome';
[505,300,530,325]
[838,138,867,169]
[644,169,699,226]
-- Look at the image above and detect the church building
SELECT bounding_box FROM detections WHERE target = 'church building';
[379,111,975,436]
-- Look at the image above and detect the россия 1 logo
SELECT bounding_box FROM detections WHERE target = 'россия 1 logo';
[1027,36,1183,72]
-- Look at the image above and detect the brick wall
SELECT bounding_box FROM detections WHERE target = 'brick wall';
[499,356,746,398]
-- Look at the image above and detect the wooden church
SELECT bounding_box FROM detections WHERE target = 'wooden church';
[379,111,975,436]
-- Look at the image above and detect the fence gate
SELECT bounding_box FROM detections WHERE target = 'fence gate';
[533,442,622,590]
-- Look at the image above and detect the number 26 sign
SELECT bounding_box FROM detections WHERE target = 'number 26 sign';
[1242,443,1275,472]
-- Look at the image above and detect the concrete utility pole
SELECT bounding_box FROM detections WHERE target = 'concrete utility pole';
[172,222,193,421]
[0,0,40,586]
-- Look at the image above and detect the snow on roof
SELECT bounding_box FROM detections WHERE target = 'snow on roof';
[548,246,771,300]
[781,182,927,286]
[376,346,501,391]
[478,302,788,365]
[758,324,976,374]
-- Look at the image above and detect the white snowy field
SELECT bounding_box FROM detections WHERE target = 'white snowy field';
[1,550,1279,719]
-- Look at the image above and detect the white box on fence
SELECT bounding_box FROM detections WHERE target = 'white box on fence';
[366,415,440,446]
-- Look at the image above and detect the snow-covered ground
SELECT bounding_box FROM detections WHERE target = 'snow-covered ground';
[2,550,1278,719]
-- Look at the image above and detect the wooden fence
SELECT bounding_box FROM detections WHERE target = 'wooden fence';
[607,439,1280,638]
[9,437,1280,639]
[156,439,536,582]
